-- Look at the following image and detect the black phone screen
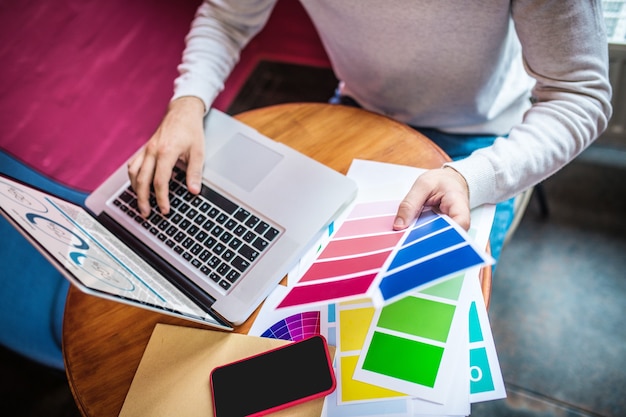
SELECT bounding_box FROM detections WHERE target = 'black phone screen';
[210,335,335,417]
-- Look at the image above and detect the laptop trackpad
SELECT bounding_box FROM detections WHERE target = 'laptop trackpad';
[207,133,283,192]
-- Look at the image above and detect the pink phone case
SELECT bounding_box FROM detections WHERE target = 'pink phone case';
[210,335,336,417]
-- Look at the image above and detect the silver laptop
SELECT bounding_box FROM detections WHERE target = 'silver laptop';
[0,109,357,330]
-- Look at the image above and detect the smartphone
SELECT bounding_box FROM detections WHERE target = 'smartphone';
[209,335,336,417]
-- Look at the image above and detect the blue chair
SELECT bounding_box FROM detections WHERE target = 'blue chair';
[0,149,88,370]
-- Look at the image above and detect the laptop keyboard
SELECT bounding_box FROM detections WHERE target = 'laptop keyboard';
[112,165,281,292]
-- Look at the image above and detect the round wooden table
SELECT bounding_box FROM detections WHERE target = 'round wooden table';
[63,102,492,417]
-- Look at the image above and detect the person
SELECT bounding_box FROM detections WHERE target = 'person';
[128,0,612,265]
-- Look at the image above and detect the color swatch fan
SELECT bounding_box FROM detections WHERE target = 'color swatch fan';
[260,311,321,341]
[275,200,492,310]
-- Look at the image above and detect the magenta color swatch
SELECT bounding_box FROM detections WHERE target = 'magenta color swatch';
[318,232,404,259]
[277,273,377,308]
[299,251,392,283]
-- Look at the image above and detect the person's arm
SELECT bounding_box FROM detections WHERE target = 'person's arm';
[395,0,612,229]
[129,0,277,217]
[128,96,205,217]
[452,0,612,208]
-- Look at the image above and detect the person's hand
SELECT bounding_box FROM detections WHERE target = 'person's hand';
[393,166,471,231]
[128,96,206,217]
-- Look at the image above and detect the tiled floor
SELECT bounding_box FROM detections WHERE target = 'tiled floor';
[1,62,624,417]
[472,157,626,417]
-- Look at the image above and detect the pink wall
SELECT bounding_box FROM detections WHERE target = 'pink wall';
[0,0,328,192]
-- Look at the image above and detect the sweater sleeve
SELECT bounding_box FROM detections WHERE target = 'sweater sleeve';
[172,0,278,113]
[447,0,612,208]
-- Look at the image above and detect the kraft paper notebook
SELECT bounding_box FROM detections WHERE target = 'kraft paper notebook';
[118,324,334,417]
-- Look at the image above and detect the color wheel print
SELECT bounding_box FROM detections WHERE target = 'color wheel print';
[260,311,321,341]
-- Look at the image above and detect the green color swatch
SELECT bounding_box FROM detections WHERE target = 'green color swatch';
[362,331,444,387]
[419,274,464,300]
[378,296,455,343]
